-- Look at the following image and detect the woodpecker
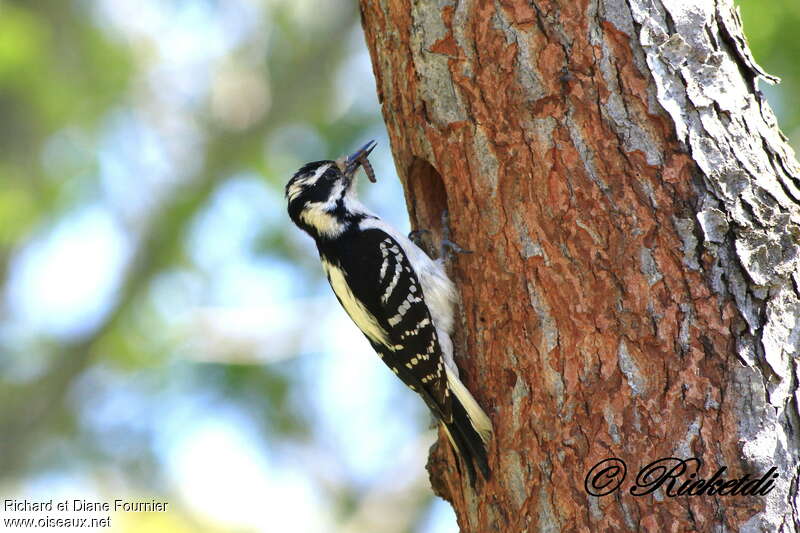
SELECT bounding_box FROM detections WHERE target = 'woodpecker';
[285,141,492,482]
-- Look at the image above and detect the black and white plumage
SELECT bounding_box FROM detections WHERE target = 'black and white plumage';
[285,141,492,482]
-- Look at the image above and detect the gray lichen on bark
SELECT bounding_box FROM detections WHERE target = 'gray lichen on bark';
[629,0,800,529]
[410,0,466,127]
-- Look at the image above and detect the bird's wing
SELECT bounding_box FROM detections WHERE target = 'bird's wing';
[321,228,452,421]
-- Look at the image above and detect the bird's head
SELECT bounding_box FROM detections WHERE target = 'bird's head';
[286,140,377,239]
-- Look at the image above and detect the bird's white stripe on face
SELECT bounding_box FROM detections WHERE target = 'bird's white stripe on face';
[323,259,390,347]
[287,163,332,201]
[299,171,350,237]
[301,205,346,238]
[286,182,304,201]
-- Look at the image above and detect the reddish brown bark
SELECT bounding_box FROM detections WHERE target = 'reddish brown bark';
[360,0,799,531]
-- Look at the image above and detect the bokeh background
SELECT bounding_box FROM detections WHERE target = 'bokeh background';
[0,1,796,531]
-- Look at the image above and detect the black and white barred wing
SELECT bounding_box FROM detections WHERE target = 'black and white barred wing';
[321,228,452,421]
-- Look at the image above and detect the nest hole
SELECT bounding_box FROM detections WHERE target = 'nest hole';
[405,157,448,241]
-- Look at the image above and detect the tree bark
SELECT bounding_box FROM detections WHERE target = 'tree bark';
[359,0,800,531]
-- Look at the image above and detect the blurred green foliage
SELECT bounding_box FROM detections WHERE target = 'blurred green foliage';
[739,0,800,142]
[0,2,129,227]
[0,0,387,528]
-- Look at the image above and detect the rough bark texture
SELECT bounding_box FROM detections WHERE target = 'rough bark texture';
[359,0,800,531]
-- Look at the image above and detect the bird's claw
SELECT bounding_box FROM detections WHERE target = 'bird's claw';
[409,213,473,260]
[440,210,472,260]
[408,228,432,248]
[441,239,473,257]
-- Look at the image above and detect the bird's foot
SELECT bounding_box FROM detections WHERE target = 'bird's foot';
[409,228,438,258]
[408,228,432,248]
[440,210,472,260]
[441,239,474,258]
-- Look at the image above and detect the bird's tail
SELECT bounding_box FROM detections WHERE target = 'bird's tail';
[441,366,493,484]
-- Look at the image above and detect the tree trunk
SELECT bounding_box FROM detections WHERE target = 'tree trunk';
[359,0,800,531]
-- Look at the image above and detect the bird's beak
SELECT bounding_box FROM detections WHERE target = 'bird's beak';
[344,140,377,182]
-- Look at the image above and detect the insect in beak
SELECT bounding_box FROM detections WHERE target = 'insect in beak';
[343,140,377,182]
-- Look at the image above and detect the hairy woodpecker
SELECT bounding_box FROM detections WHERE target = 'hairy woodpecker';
[285,141,492,482]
